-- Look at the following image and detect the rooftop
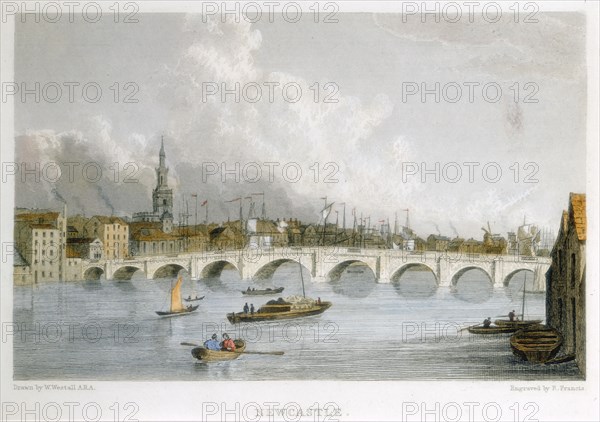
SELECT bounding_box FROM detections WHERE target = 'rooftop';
[569,193,586,241]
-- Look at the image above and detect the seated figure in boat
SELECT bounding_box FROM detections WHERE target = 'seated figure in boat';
[247,287,251,292]
[483,317,492,328]
[221,333,236,351]
[243,303,249,314]
[204,334,220,351]
[508,310,517,321]
[250,304,255,315]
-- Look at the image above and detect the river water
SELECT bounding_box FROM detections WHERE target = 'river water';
[13,263,581,380]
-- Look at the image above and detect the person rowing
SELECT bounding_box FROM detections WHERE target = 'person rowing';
[204,334,220,351]
[221,333,236,351]
[483,317,492,328]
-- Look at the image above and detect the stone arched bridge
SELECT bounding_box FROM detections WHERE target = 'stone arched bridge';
[80,247,550,291]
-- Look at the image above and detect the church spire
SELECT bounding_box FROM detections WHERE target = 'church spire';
[159,136,166,167]
[153,135,173,222]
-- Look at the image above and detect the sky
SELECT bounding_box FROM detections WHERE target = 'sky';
[13,11,587,239]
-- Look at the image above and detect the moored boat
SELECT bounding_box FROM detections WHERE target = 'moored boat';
[494,319,543,328]
[467,324,518,334]
[241,287,284,296]
[510,326,562,363]
[191,340,246,361]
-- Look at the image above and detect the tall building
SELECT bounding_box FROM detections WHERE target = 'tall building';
[546,193,586,375]
[83,216,129,259]
[132,137,174,233]
[14,209,67,283]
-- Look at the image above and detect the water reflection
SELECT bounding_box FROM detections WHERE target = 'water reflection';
[451,269,493,303]
[393,269,438,299]
[330,264,376,298]
[504,270,540,300]
[82,279,103,291]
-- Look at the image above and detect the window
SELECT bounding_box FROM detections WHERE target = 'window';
[50,232,54,238]
[571,298,577,351]
[43,232,46,238]
[558,298,563,326]
[42,271,45,277]
[571,253,576,288]
[49,272,52,277]
[35,232,38,236]
[557,249,563,278]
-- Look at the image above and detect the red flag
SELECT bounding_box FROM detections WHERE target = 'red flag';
[201,200,208,206]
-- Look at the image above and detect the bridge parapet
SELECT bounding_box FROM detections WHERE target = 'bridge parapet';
[80,248,550,290]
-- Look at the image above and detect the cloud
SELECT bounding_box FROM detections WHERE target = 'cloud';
[15,119,158,217]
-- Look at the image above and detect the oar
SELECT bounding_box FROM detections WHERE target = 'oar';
[180,342,284,355]
[459,324,478,332]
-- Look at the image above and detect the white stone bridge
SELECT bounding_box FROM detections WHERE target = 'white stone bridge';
[80,247,550,291]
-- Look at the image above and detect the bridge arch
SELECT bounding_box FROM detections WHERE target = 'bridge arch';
[390,263,438,284]
[253,259,311,281]
[83,266,104,281]
[200,260,241,279]
[503,268,535,287]
[450,266,493,286]
[113,266,145,281]
[152,264,187,279]
[327,260,376,282]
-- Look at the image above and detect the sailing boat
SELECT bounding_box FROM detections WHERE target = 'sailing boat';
[226,257,331,323]
[495,272,542,328]
[156,275,199,317]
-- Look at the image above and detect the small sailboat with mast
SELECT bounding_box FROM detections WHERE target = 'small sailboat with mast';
[156,275,199,317]
[495,272,542,328]
[226,256,331,323]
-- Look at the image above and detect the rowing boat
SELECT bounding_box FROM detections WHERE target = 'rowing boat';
[191,340,246,361]
[241,287,284,296]
[510,326,563,363]
[494,319,543,329]
[467,324,518,334]
[227,301,332,323]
